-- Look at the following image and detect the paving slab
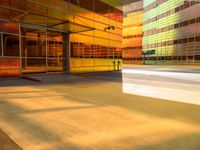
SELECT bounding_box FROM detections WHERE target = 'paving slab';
[0,129,22,150]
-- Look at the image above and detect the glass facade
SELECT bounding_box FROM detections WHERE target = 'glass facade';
[3,0,199,78]
[143,0,200,64]
[69,0,123,72]
[123,0,143,64]
[0,20,20,77]
[0,0,123,78]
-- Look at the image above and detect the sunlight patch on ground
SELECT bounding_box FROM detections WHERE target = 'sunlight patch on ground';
[122,68,200,105]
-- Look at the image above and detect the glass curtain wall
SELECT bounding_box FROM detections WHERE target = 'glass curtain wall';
[0,24,66,77]
[47,30,64,72]
[0,20,20,78]
[0,0,70,78]
[69,0,123,72]
[21,26,47,74]
[0,0,123,78]
[143,0,200,64]
[21,27,65,74]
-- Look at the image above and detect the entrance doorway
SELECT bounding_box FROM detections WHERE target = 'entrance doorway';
[20,25,68,75]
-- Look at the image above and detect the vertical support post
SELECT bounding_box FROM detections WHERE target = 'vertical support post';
[117,60,120,71]
[193,34,195,64]
[46,30,48,73]
[63,33,70,73]
[19,24,22,77]
[1,34,3,56]
[113,61,115,71]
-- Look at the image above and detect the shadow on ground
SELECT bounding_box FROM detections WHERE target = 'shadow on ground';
[0,129,22,150]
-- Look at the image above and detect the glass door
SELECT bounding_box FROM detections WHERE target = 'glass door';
[47,30,64,72]
[21,26,47,74]
[20,26,67,75]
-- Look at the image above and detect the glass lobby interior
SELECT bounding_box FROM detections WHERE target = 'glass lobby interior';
[0,0,123,78]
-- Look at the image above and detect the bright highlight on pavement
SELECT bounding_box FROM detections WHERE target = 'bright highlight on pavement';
[122,68,200,105]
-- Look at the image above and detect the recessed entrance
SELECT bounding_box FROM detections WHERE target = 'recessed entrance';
[21,25,68,75]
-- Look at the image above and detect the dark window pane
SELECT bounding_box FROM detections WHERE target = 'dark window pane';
[195,36,200,41]
[0,57,20,77]
[195,55,200,60]
[190,18,196,24]
[0,34,2,56]
[189,37,195,42]
[3,34,19,56]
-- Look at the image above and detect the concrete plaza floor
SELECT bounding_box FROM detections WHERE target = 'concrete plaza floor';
[0,65,200,150]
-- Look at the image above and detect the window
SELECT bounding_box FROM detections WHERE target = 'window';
[174,23,179,29]
[195,55,200,60]
[197,17,200,23]
[183,21,189,26]
[182,38,188,43]
[190,18,196,24]
[189,37,195,42]
[3,34,19,56]
[183,1,190,9]
[175,7,180,12]
[190,1,197,6]
[195,36,200,41]
[174,39,179,45]
[0,20,19,34]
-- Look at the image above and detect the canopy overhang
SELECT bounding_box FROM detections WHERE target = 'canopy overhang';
[0,1,95,33]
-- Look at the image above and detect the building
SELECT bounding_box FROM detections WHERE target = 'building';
[123,0,143,64]
[1,0,200,79]
[143,0,200,64]
[0,0,123,78]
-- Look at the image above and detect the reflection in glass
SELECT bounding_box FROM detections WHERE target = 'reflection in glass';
[21,27,47,73]
[21,27,46,39]
[22,42,46,72]
[47,40,64,72]
[22,58,46,74]
[70,42,122,72]
[0,20,19,34]
[47,30,64,72]
[0,57,20,77]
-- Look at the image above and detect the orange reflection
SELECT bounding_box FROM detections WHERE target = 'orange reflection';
[0,58,20,77]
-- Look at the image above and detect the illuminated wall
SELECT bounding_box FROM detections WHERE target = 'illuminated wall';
[143,0,200,64]
[123,0,143,64]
